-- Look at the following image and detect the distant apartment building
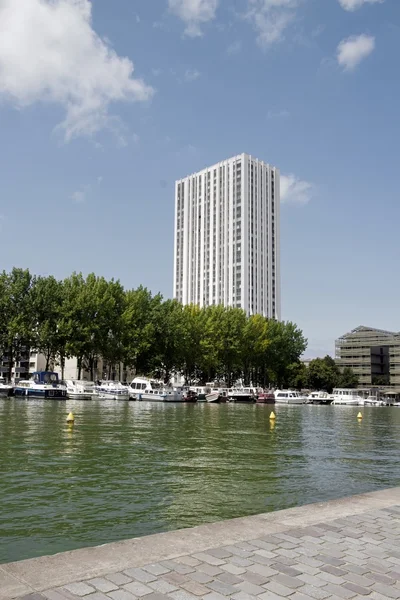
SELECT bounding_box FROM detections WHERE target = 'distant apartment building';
[173,153,280,319]
[0,348,46,381]
[335,326,400,389]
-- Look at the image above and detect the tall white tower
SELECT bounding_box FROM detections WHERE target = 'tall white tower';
[173,153,280,319]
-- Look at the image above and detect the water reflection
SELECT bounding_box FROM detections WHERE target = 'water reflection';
[1,400,400,564]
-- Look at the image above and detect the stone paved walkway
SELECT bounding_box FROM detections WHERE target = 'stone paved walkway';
[3,489,400,600]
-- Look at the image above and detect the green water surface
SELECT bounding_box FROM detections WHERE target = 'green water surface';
[1,399,400,564]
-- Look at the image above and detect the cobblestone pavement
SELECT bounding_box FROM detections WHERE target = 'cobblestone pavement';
[16,504,400,600]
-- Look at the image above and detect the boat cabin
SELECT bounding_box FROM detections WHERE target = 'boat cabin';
[32,371,60,385]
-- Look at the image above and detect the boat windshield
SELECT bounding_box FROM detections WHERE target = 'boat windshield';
[151,381,162,390]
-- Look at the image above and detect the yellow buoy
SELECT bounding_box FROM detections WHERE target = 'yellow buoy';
[269,411,276,420]
[66,412,75,424]
[357,412,363,419]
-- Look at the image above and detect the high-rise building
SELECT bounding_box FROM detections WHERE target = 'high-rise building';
[173,153,280,318]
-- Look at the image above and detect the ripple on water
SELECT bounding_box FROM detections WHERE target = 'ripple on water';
[1,400,400,563]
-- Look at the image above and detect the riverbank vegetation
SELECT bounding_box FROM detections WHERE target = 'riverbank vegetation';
[0,268,356,390]
[0,268,311,386]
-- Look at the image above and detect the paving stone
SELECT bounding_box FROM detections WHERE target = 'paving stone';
[372,583,400,599]
[231,593,257,600]
[230,557,254,568]
[270,562,302,577]
[272,574,304,589]
[220,563,247,575]
[202,593,226,600]
[317,571,345,586]
[108,591,138,600]
[162,572,188,586]
[343,572,375,587]
[294,563,320,576]
[344,563,370,576]
[236,542,260,552]
[258,592,290,600]
[298,574,329,588]
[241,571,270,585]
[144,593,171,600]
[19,595,46,600]
[217,572,243,585]
[321,583,357,599]
[80,594,108,600]
[343,582,372,596]
[364,561,391,574]
[247,564,278,578]
[181,580,210,596]
[263,580,297,597]
[123,568,157,583]
[388,571,400,581]
[149,579,178,594]
[206,579,238,595]
[106,573,133,586]
[86,578,118,593]
[198,563,223,576]
[368,571,399,585]
[43,590,78,600]
[320,566,347,578]
[64,583,95,597]
[300,585,331,600]
[123,582,153,596]
[192,552,226,566]
[255,549,277,559]
[223,546,255,558]
[189,571,213,584]
[207,548,233,559]
[234,580,266,595]
[290,593,319,600]
[169,591,198,600]
[161,561,194,575]
[175,556,201,567]
[144,564,171,576]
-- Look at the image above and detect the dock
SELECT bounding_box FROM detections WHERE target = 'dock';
[2,487,400,600]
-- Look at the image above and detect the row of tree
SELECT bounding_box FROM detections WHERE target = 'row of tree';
[286,355,359,393]
[0,268,313,386]
[1,268,356,390]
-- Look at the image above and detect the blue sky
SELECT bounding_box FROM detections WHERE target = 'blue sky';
[0,0,399,357]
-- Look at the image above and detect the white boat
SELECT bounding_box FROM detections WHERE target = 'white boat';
[63,379,96,400]
[228,387,257,403]
[14,371,67,399]
[331,388,365,405]
[189,386,211,402]
[97,381,130,400]
[129,377,185,402]
[364,397,386,406]
[274,390,307,404]
[307,391,334,404]
[206,388,229,403]
[0,377,13,397]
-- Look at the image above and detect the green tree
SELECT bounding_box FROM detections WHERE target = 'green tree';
[31,275,64,370]
[306,355,341,393]
[0,268,34,381]
[264,320,308,387]
[340,366,359,388]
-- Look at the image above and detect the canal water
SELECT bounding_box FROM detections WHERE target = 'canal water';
[1,400,400,564]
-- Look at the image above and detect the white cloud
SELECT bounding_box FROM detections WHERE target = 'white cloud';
[247,0,298,48]
[280,174,314,205]
[71,190,86,204]
[184,69,201,82]
[168,0,218,37]
[267,109,290,119]
[338,0,384,11]
[0,0,154,141]
[337,34,375,71]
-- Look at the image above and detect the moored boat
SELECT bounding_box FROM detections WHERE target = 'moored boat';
[256,391,275,404]
[331,389,365,406]
[97,381,130,400]
[274,390,307,404]
[206,388,229,403]
[228,387,257,403]
[14,371,66,399]
[0,377,13,397]
[63,379,96,400]
[189,386,210,402]
[307,391,334,405]
[129,377,185,402]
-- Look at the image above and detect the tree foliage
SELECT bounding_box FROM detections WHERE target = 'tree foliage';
[0,268,309,386]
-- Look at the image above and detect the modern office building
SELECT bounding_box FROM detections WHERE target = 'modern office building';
[173,153,280,318]
[335,325,400,390]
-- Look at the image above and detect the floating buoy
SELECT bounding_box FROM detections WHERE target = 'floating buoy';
[357,412,363,420]
[269,411,276,420]
[66,412,75,424]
